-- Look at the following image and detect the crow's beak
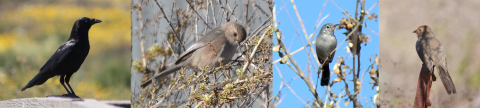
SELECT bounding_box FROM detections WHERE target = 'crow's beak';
[413,30,417,33]
[94,19,102,23]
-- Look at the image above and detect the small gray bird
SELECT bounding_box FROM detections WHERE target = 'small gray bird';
[414,25,456,94]
[141,22,246,88]
[316,23,338,86]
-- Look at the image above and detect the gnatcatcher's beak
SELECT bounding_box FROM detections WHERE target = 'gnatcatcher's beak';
[334,24,340,32]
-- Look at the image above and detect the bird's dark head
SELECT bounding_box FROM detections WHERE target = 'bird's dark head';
[223,22,247,46]
[320,23,338,35]
[70,17,102,39]
[413,25,433,38]
[76,17,102,27]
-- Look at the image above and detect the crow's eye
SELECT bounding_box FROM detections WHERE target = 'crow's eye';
[233,33,237,37]
[85,20,88,23]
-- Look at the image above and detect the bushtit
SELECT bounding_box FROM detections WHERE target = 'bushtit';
[141,22,246,88]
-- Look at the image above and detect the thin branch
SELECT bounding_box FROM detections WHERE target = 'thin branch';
[185,0,212,29]
[154,0,186,51]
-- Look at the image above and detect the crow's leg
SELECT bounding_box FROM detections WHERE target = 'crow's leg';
[59,74,72,94]
[65,72,76,95]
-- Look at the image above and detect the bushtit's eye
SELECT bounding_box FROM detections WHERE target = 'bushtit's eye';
[233,33,237,37]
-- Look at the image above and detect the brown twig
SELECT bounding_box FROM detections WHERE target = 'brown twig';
[414,64,433,108]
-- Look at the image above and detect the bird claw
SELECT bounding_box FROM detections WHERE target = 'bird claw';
[47,94,81,99]
[62,94,81,98]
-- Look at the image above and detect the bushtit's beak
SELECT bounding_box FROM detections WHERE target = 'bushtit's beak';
[413,30,417,33]
[235,41,243,51]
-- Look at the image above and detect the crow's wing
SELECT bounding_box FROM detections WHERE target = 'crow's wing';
[22,39,76,91]
[40,39,76,72]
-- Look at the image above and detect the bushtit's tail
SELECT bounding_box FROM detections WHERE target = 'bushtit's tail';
[320,63,330,86]
[437,65,456,94]
[141,65,183,88]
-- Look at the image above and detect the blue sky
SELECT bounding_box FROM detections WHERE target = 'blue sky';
[273,0,379,107]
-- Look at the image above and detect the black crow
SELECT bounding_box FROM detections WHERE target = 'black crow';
[21,17,102,98]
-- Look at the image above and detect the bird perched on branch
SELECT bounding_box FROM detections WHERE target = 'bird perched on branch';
[141,22,246,88]
[315,23,339,86]
[413,25,456,94]
[21,17,102,98]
